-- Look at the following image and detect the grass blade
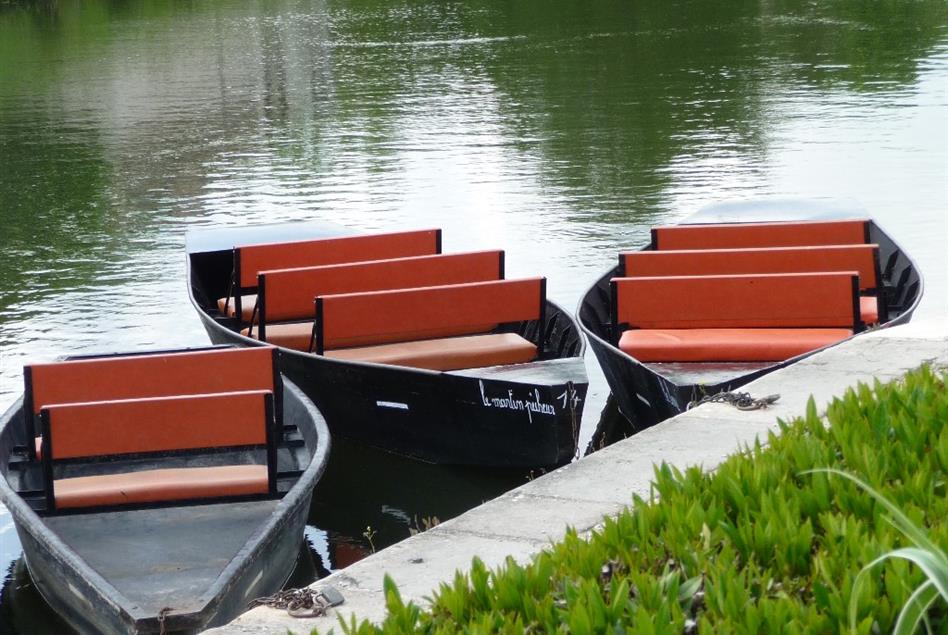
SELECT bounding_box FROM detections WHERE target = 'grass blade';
[892,581,938,635]
[869,547,948,602]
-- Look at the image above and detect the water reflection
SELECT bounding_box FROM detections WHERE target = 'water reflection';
[0,0,946,630]
[310,438,529,556]
[0,560,76,634]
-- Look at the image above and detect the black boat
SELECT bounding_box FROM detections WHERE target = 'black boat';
[186,222,587,468]
[0,346,331,634]
[579,199,923,431]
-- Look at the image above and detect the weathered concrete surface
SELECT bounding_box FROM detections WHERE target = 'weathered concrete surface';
[206,320,948,634]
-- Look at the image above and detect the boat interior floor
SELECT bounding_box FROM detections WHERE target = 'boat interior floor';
[647,361,773,388]
[448,357,587,383]
[42,500,279,616]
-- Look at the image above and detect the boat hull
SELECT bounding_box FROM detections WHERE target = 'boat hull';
[579,200,924,432]
[0,380,330,634]
[15,493,311,635]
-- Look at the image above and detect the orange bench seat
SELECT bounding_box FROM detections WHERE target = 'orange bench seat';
[41,390,276,511]
[243,322,313,351]
[618,328,854,363]
[324,333,538,371]
[217,295,258,322]
[860,296,879,324]
[53,465,269,510]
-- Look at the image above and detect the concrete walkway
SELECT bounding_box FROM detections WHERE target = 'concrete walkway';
[208,319,948,634]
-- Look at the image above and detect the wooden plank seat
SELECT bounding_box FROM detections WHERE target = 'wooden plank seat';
[621,244,886,324]
[612,272,861,362]
[325,333,537,371]
[650,218,870,250]
[241,250,505,344]
[24,346,279,460]
[217,228,442,324]
[217,294,259,322]
[859,297,879,324]
[618,328,854,363]
[314,278,547,370]
[54,465,269,510]
[40,390,277,512]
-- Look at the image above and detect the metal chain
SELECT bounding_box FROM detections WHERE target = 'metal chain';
[687,391,780,411]
[157,607,172,635]
[250,587,341,618]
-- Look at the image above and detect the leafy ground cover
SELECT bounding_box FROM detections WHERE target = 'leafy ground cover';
[327,366,947,634]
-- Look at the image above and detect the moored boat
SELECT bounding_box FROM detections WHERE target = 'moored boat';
[0,346,331,634]
[186,222,588,468]
[578,199,923,431]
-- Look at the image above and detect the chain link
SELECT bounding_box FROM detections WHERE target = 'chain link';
[687,391,780,411]
[250,587,343,618]
[157,607,172,635]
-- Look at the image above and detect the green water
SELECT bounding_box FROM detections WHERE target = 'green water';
[1,0,946,629]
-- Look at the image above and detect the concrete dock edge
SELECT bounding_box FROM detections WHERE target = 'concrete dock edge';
[206,319,948,634]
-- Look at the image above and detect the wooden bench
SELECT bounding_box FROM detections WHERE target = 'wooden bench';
[40,390,277,512]
[611,272,861,362]
[313,278,546,371]
[217,229,442,323]
[244,250,505,347]
[650,218,870,250]
[24,346,278,460]
[620,244,886,324]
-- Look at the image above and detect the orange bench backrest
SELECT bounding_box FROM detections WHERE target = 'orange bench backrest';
[41,390,271,461]
[235,229,441,288]
[25,347,276,416]
[651,219,869,250]
[24,347,278,461]
[315,277,546,352]
[259,250,504,324]
[612,272,860,330]
[621,244,880,290]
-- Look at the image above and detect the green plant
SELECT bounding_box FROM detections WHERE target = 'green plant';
[323,366,947,634]
[807,468,948,635]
